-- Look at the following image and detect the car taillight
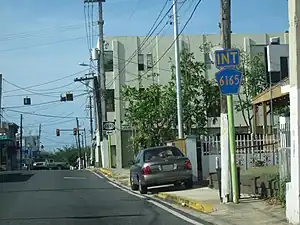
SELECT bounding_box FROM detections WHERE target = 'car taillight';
[184,160,192,169]
[142,165,151,175]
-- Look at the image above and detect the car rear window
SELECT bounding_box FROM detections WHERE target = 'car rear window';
[144,147,184,162]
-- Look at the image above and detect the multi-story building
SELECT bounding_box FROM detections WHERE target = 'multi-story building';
[95,32,288,168]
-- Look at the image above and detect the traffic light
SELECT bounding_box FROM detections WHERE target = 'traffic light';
[56,129,60,136]
[73,128,77,135]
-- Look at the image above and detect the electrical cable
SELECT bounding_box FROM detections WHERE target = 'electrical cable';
[3,92,88,109]
[125,0,202,83]
[0,36,87,53]
[4,109,88,119]
[0,24,85,40]
[3,90,87,98]
[3,68,90,94]
[116,0,173,77]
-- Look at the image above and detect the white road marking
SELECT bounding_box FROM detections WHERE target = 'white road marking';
[64,177,87,180]
[89,170,104,179]
[87,170,205,225]
[148,200,205,225]
[108,181,146,199]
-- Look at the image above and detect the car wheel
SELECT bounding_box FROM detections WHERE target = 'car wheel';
[139,180,147,194]
[184,178,193,189]
[130,175,138,191]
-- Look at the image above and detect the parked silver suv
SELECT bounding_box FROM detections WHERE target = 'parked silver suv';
[129,146,193,194]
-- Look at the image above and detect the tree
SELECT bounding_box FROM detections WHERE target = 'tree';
[122,82,175,150]
[52,145,87,166]
[235,51,268,132]
[122,47,220,149]
[168,48,220,135]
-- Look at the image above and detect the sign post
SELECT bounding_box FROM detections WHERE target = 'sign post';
[102,121,115,168]
[215,48,242,204]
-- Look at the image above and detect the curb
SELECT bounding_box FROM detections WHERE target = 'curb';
[154,192,215,213]
[98,168,113,176]
[88,168,214,213]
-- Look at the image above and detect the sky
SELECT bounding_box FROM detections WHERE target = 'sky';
[0,0,288,151]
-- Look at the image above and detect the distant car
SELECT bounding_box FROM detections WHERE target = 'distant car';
[32,161,48,170]
[129,146,193,194]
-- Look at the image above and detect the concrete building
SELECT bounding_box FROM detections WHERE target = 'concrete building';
[95,32,289,168]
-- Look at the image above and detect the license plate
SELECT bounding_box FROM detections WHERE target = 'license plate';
[162,164,174,171]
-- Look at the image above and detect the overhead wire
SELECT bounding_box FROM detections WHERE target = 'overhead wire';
[4,109,88,119]
[116,0,173,77]
[3,68,90,94]
[0,37,88,53]
[0,24,84,42]
[124,0,202,83]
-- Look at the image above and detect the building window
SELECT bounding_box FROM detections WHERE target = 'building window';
[104,51,113,72]
[138,54,144,71]
[106,89,115,112]
[147,54,153,70]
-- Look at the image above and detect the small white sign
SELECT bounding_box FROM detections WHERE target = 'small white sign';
[106,131,114,136]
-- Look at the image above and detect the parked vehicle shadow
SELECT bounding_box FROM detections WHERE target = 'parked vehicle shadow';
[0,172,34,183]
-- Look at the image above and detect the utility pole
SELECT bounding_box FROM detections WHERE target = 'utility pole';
[220,0,238,204]
[20,114,23,169]
[84,0,108,168]
[76,117,82,169]
[74,75,101,167]
[220,0,233,204]
[286,0,300,223]
[0,74,2,128]
[172,0,184,139]
[37,124,42,161]
[89,94,94,165]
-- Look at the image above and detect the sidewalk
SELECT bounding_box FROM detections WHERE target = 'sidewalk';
[92,168,288,225]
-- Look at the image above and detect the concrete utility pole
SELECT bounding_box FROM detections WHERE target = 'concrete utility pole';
[97,0,109,168]
[76,117,82,169]
[0,74,2,128]
[20,114,23,169]
[220,0,231,203]
[88,95,94,165]
[172,0,184,139]
[74,75,101,167]
[286,0,300,223]
[84,0,108,168]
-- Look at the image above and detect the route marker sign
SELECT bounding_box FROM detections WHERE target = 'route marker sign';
[215,68,243,95]
[215,48,240,68]
[103,121,115,131]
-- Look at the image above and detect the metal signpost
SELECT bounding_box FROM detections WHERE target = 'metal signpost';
[215,48,242,204]
[103,121,115,168]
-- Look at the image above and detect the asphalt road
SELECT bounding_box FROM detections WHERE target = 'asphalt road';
[0,170,206,225]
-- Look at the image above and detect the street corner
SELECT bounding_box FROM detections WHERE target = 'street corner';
[154,192,215,213]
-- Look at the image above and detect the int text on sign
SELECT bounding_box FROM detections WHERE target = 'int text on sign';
[214,49,240,68]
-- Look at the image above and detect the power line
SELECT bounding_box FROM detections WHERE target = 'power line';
[0,24,84,39]
[3,92,88,109]
[126,0,202,83]
[3,90,87,98]
[3,68,90,94]
[0,36,88,53]
[4,109,88,119]
[117,0,173,78]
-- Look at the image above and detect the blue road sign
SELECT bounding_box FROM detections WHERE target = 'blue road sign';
[215,68,243,95]
[215,48,240,68]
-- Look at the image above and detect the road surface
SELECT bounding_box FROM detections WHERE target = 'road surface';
[0,170,209,225]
